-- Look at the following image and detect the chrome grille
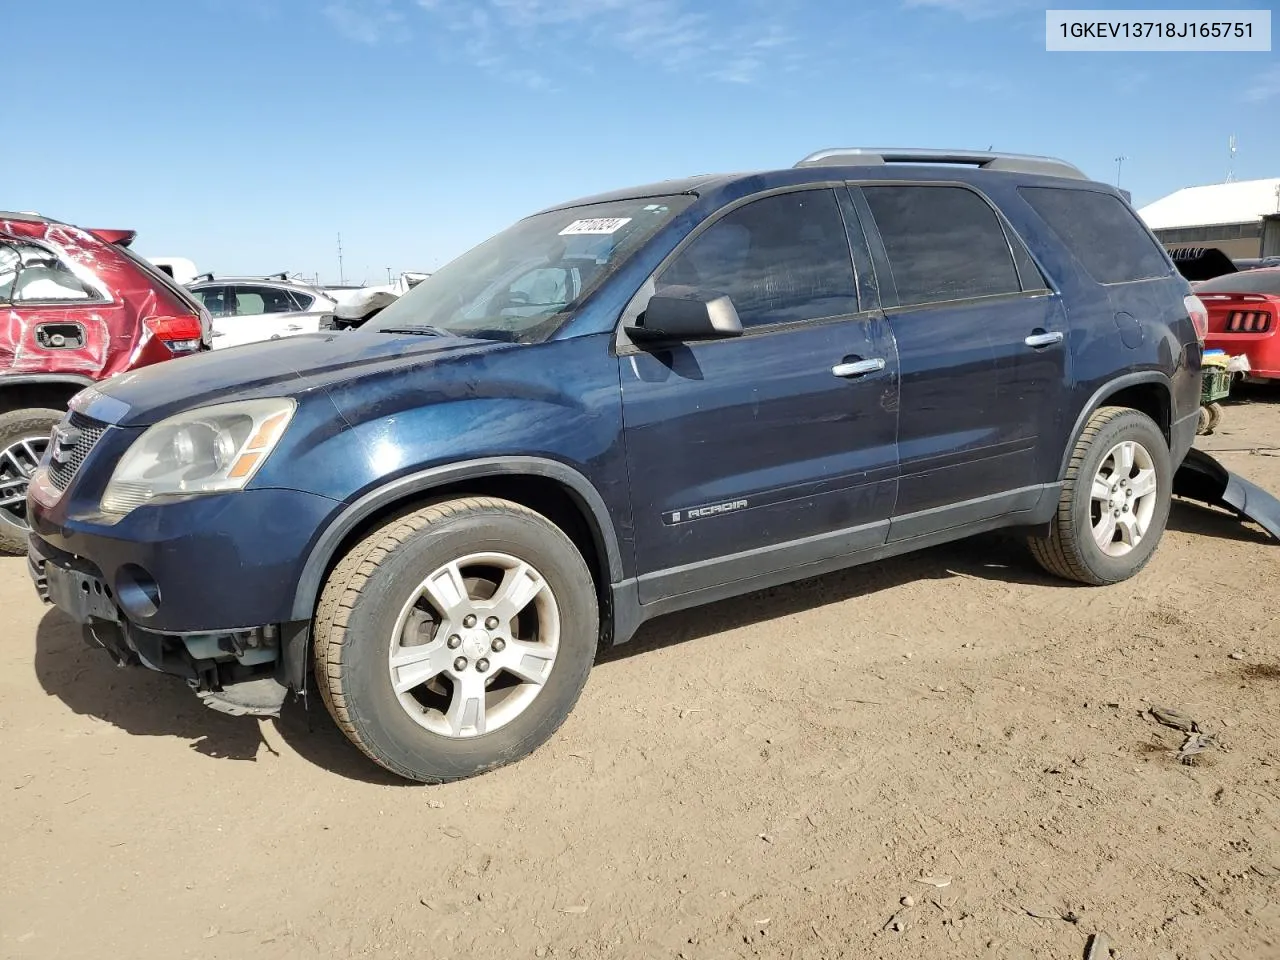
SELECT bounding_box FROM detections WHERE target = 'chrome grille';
[48,412,107,492]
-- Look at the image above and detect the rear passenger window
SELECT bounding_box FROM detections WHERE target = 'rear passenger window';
[1020,187,1169,284]
[658,189,858,329]
[0,242,98,303]
[863,185,1022,307]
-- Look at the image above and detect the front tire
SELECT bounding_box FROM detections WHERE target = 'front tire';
[0,408,61,556]
[312,496,598,783]
[1028,406,1172,586]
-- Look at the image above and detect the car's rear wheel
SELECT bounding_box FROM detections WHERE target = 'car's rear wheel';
[1028,406,1172,585]
[0,408,61,556]
[312,496,598,783]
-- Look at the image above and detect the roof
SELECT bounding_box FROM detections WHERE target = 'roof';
[1138,178,1280,230]
[538,160,1102,218]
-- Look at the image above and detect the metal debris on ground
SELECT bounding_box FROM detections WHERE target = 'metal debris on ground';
[1177,731,1219,765]
[1023,904,1065,920]
[1148,705,1199,733]
[916,875,952,887]
[1084,931,1111,960]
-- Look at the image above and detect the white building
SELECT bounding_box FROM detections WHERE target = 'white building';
[1137,178,1280,259]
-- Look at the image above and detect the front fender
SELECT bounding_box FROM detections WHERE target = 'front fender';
[286,456,625,623]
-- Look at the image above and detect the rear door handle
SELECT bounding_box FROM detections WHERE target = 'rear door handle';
[1024,331,1064,348]
[832,358,886,378]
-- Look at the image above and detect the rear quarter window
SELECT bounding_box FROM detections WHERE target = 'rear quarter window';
[1019,187,1170,285]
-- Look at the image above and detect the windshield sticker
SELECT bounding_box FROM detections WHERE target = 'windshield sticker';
[559,218,632,236]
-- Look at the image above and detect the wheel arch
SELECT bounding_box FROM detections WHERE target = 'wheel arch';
[289,457,625,626]
[1059,372,1172,481]
[0,373,94,416]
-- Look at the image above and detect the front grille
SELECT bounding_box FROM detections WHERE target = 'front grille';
[48,412,107,493]
[1226,310,1273,333]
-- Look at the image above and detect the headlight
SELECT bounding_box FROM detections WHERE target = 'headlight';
[100,398,296,517]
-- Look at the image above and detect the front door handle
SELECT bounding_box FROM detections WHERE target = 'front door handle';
[832,358,886,378]
[1024,331,1064,348]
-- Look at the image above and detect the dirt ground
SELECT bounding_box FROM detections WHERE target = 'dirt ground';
[2,398,1279,960]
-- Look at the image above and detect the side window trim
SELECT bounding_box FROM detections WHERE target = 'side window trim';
[851,179,1057,312]
[613,184,880,355]
[0,241,17,303]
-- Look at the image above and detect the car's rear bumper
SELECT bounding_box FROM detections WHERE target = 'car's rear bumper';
[1172,407,1198,467]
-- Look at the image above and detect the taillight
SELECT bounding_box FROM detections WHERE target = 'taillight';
[1185,295,1208,343]
[145,315,203,354]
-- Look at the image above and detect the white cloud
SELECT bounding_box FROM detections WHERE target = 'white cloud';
[1245,65,1280,103]
[901,0,1037,20]
[324,0,409,45]
[403,0,794,86]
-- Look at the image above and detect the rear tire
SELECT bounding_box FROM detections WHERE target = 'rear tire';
[0,408,61,556]
[1028,406,1172,586]
[312,496,598,783]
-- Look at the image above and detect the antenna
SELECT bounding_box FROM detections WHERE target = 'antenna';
[1114,154,1129,188]
[1227,135,1237,183]
[337,232,346,285]
[386,266,393,284]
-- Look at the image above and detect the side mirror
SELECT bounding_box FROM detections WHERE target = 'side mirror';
[625,287,744,343]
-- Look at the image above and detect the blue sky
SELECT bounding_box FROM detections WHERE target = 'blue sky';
[10,0,1278,283]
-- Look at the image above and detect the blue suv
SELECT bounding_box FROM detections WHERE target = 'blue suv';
[27,148,1205,782]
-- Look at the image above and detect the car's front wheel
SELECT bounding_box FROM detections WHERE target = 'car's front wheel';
[1028,406,1172,585]
[312,496,598,783]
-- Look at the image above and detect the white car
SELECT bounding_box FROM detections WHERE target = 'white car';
[323,271,430,328]
[187,274,338,349]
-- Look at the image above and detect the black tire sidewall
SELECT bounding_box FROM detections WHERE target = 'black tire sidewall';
[0,408,63,555]
[337,509,597,781]
[1070,412,1172,583]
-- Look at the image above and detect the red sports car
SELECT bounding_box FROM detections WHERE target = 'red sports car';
[1195,267,1280,381]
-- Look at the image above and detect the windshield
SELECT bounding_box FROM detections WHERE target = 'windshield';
[1196,269,1280,296]
[366,196,694,342]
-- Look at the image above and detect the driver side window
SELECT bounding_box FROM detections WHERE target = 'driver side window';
[657,189,859,329]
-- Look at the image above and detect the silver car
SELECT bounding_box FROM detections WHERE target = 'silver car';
[187,274,338,349]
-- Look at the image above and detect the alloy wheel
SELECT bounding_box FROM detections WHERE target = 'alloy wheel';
[1089,439,1158,558]
[387,552,561,738]
[0,434,48,529]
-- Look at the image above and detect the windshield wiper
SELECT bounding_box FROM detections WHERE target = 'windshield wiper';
[376,325,452,337]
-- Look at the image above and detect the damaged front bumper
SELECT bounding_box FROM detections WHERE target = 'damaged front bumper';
[28,536,305,716]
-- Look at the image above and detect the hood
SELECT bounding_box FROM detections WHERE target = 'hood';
[82,330,508,427]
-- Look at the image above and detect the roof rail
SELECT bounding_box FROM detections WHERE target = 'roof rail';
[191,272,215,283]
[795,147,1088,181]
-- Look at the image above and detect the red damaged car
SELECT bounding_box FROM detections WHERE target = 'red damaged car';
[1196,267,1280,382]
[0,212,210,553]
